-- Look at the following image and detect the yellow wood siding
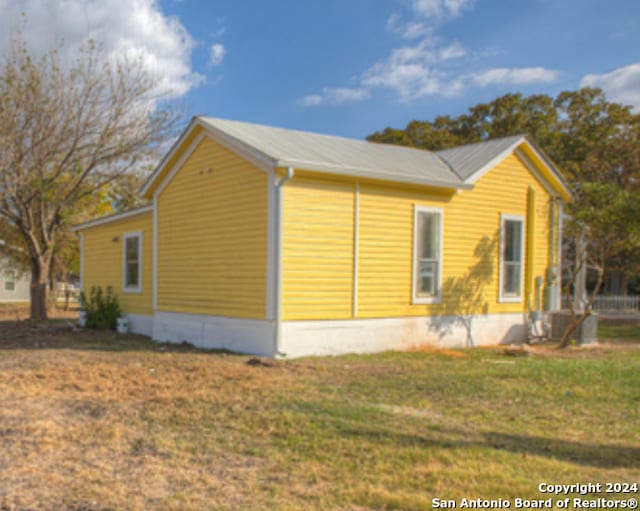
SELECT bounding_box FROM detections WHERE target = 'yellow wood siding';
[282,153,556,321]
[282,177,354,320]
[357,186,450,318]
[80,212,153,315]
[156,136,268,319]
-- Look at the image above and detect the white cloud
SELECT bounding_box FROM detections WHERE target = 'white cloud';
[301,87,371,107]
[471,67,559,87]
[362,40,467,99]
[386,12,402,32]
[387,0,474,38]
[373,0,474,100]
[402,22,431,39]
[299,0,557,106]
[410,0,475,21]
[301,95,324,107]
[0,0,202,98]
[211,18,226,39]
[210,43,226,66]
[581,63,640,111]
[386,13,431,40]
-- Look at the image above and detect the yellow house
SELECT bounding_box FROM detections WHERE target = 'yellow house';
[73,117,572,357]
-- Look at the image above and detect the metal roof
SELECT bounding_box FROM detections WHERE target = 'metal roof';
[436,135,525,181]
[199,117,468,189]
[140,117,570,200]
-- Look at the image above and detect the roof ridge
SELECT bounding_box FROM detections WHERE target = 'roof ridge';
[436,134,525,154]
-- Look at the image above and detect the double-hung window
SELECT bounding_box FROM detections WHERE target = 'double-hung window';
[123,232,142,293]
[3,270,16,292]
[500,214,524,302]
[413,206,443,304]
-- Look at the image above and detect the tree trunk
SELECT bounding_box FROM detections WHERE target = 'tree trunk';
[29,256,51,321]
[556,312,590,349]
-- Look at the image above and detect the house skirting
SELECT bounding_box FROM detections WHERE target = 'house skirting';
[151,311,275,357]
[142,310,527,358]
[124,313,154,336]
[279,313,527,358]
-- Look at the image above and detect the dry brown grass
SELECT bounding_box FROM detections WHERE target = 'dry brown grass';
[0,310,638,510]
[0,334,307,510]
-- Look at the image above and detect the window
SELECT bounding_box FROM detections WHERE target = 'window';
[123,232,142,293]
[3,270,16,292]
[500,215,524,302]
[413,206,443,304]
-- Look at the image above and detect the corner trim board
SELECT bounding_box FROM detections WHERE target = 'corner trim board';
[352,183,360,318]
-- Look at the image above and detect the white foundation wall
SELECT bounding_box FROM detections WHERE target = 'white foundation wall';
[280,313,527,358]
[124,313,154,337]
[152,311,275,357]
[142,311,526,358]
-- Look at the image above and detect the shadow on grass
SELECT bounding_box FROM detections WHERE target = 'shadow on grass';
[0,319,238,356]
[330,419,640,469]
[482,431,640,469]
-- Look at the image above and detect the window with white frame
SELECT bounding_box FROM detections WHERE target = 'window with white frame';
[500,215,524,301]
[413,206,443,303]
[123,232,142,293]
[3,270,16,292]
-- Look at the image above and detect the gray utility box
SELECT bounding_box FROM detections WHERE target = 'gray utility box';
[549,310,598,344]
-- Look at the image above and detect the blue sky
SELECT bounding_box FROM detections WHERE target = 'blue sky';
[1,0,639,139]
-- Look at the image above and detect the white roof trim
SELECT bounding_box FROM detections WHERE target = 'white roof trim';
[516,140,573,200]
[463,137,525,184]
[514,148,559,198]
[201,123,278,173]
[140,117,199,197]
[463,137,572,200]
[274,158,472,189]
[140,118,277,198]
[71,205,153,232]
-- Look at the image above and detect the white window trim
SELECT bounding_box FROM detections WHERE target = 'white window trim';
[122,231,143,294]
[412,205,444,305]
[499,213,525,303]
[3,269,16,293]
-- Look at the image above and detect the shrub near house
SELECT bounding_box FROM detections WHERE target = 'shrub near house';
[73,117,572,357]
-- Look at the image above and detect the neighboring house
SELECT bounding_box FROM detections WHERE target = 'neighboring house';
[0,256,30,303]
[73,117,572,357]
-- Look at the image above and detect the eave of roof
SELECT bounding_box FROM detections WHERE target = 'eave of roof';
[140,117,572,202]
[71,205,153,232]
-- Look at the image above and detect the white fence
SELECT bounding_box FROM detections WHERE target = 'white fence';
[562,295,639,312]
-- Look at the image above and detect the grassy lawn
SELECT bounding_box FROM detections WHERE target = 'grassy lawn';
[598,319,640,341]
[0,320,638,510]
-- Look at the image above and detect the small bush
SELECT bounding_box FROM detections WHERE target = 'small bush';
[79,286,121,330]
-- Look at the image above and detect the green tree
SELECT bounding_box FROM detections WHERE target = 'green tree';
[367,88,640,190]
[559,183,640,347]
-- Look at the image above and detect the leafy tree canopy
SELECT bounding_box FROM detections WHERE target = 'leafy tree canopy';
[367,88,640,189]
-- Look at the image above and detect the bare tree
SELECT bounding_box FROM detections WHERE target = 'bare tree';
[0,35,179,320]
